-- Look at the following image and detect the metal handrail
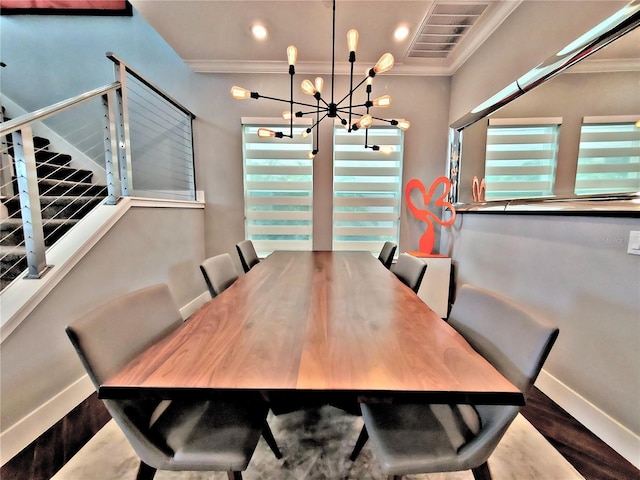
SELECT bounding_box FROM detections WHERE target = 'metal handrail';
[106,52,195,119]
[0,82,121,136]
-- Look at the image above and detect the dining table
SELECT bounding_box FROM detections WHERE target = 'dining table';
[99,250,523,406]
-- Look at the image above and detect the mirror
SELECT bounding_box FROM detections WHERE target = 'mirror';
[449,2,640,214]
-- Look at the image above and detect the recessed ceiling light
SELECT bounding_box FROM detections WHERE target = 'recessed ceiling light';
[394,25,410,41]
[252,23,268,40]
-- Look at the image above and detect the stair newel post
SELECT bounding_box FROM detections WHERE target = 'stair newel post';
[12,126,49,278]
[102,91,119,205]
[113,62,133,197]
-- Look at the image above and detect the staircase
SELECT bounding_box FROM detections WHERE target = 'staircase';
[0,133,108,291]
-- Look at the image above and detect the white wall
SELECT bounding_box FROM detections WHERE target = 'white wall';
[447,0,640,464]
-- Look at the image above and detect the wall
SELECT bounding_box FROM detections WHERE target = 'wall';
[447,0,639,465]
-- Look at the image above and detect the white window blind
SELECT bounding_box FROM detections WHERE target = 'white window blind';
[243,123,313,255]
[333,126,403,253]
[575,119,640,195]
[485,119,560,200]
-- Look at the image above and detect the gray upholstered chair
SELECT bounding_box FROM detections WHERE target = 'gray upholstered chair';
[65,284,281,480]
[200,253,239,298]
[236,239,260,273]
[390,252,427,293]
[378,241,397,269]
[349,284,559,480]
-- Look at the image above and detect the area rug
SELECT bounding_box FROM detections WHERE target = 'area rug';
[52,405,583,479]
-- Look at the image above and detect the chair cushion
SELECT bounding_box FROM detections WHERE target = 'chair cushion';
[150,396,268,471]
[429,404,481,451]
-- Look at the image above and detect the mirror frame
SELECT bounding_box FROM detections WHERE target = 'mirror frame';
[448,1,640,216]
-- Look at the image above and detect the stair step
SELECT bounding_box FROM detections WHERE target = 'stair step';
[0,245,28,282]
[35,150,72,167]
[1,218,78,246]
[35,163,93,183]
[2,195,105,219]
[11,178,107,197]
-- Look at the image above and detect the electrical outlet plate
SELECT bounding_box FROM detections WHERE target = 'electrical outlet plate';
[627,231,640,255]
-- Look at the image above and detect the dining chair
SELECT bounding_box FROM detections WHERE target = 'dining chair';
[65,284,281,480]
[378,241,397,269]
[390,252,427,293]
[349,284,559,480]
[200,253,238,298]
[236,239,260,273]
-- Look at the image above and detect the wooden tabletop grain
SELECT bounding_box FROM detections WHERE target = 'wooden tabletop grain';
[100,251,523,405]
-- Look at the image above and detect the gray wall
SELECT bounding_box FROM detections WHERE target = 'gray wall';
[446,0,640,449]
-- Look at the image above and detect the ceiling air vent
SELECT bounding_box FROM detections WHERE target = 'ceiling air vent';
[408,2,489,58]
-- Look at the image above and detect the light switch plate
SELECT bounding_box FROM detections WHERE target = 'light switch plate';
[628,231,640,255]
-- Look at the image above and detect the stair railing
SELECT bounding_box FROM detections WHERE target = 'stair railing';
[0,53,196,287]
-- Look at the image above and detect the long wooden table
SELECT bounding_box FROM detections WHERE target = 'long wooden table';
[100,251,523,405]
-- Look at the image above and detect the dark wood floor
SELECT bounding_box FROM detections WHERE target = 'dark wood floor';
[1,387,638,480]
[520,388,639,480]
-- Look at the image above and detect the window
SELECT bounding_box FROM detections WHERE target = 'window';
[333,125,403,253]
[484,118,560,200]
[575,117,640,195]
[242,121,313,255]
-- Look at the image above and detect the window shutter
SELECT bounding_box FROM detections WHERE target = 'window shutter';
[575,119,640,195]
[485,120,560,200]
[243,123,313,255]
[333,126,403,253]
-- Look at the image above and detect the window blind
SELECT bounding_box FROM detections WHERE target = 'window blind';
[575,120,640,195]
[333,126,403,253]
[485,120,559,200]
[243,123,313,255]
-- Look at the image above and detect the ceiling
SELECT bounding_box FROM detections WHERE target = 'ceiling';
[130,0,524,76]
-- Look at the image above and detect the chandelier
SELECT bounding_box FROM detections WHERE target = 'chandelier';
[230,0,410,159]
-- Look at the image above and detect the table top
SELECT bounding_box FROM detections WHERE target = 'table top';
[100,251,523,405]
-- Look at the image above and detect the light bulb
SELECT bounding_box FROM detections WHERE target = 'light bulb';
[301,79,316,96]
[366,75,373,86]
[396,119,410,131]
[347,29,359,53]
[374,53,394,74]
[258,128,276,138]
[307,151,315,159]
[301,129,310,138]
[380,145,394,154]
[314,77,324,94]
[251,24,267,40]
[372,95,391,107]
[282,111,292,121]
[357,115,373,129]
[230,86,251,99]
[287,45,298,66]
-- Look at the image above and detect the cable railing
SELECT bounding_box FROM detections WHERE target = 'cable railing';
[0,53,196,291]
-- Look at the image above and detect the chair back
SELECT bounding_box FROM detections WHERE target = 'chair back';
[391,253,427,293]
[200,253,239,297]
[447,284,559,397]
[65,284,184,466]
[236,240,260,273]
[378,241,397,269]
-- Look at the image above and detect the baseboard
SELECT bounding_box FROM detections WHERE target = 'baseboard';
[0,375,94,466]
[537,369,640,469]
[179,291,210,320]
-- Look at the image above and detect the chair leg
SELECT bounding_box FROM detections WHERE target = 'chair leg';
[227,472,243,480]
[349,425,369,461]
[388,476,403,480]
[135,461,156,480]
[262,422,283,459]
[471,462,492,480]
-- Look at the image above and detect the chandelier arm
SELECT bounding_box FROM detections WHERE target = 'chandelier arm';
[289,70,294,138]
[348,56,354,132]
[336,75,371,106]
[256,94,320,111]
[331,0,336,105]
